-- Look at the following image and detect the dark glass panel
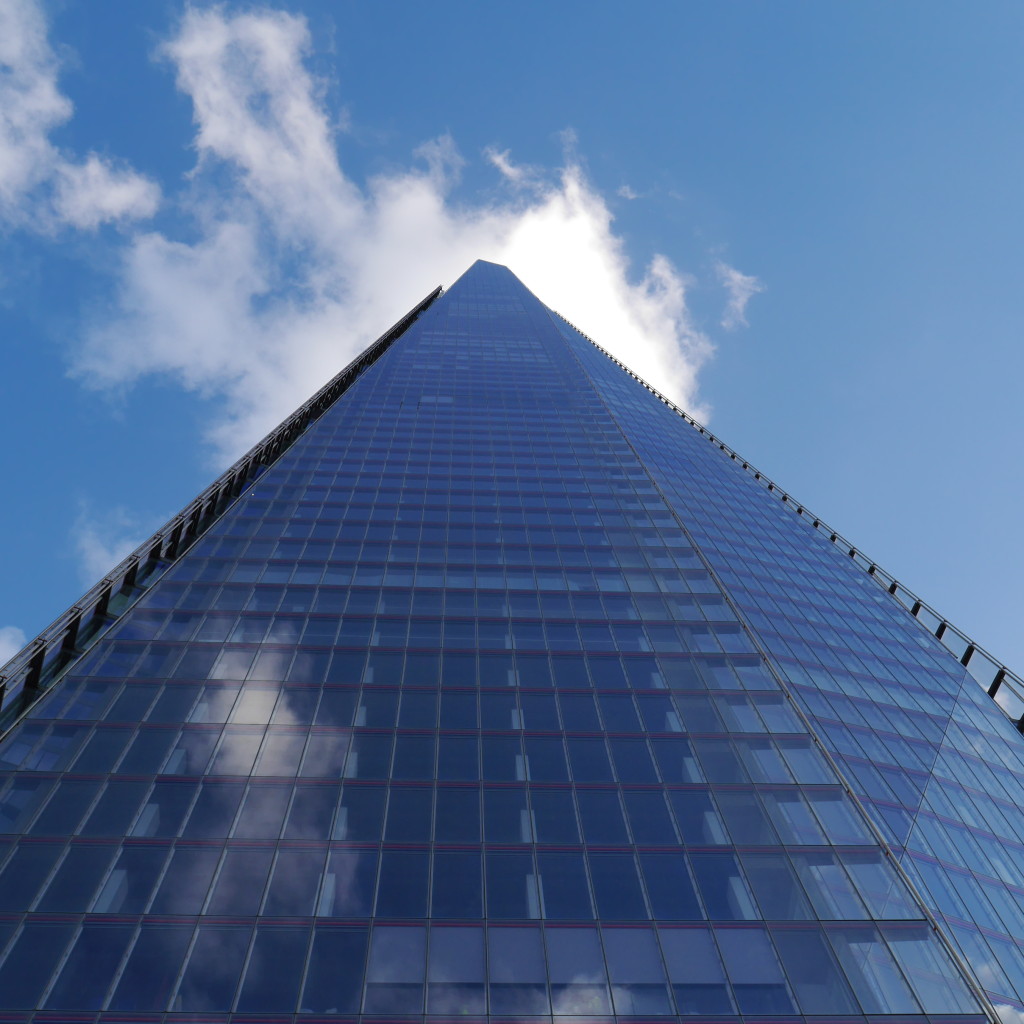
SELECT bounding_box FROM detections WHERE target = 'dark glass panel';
[119,727,177,773]
[577,789,629,843]
[94,845,167,913]
[376,849,429,917]
[427,925,486,1013]
[175,923,252,1011]
[435,786,480,841]
[392,734,436,779]
[690,852,758,920]
[71,728,132,773]
[181,781,244,837]
[546,926,611,1013]
[716,788,778,844]
[263,848,326,915]
[589,851,647,919]
[715,924,796,1013]
[432,850,483,918]
[603,926,673,1014]
[45,922,135,1009]
[363,925,425,1013]
[437,734,479,779]
[284,783,338,839]
[558,692,601,730]
[537,850,593,919]
[149,847,220,914]
[132,779,198,837]
[0,840,63,911]
[520,693,558,730]
[399,690,438,728]
[771,925,859,1013]
[236,924,309,1012]
[345,732,392,778]
[206,848,273,915]
[487,850,539,919]
[659,926,734,1014]
[567,737,614,781]
[300,926,367,1013]
[531,787,580,842]
[440,691,479,729]
[0,921,75,1009]
[0,777,54,833]
[335,783,386,840]
[482,735,523,781]
[487,926,549,1014]
[743,850,813,919]
[37,843,116,911]
[623,789,677,843]
[233,781,291,837]
[385,785,433,841]
[640,852,702,919]
[108,922,193,1011]
[321,849,378,916]
[315,688,357,726]
[484,786,530,842]
[525,736,569,780]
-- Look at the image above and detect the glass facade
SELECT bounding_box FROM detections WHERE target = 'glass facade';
[0,259,1009,1021]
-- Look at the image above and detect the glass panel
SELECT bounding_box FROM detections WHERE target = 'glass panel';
[236,924,309,1011]
[546,926,611,1014]
[427,926,486,1013]
[771,925,859,1013]
[364,925,426,1013]
[603,926,672,1014]
[109,922,193,1011]
[827,923,921,1013]
[715,925,796,1014]
[659,927,733,1014]
[300,926,367,1013]
[0,921,75,1009]
[882,922,981,1013]
[45,922,135,1009]
[488,926,549,1014]
[175,923,251,1010]
[538,850,593,919]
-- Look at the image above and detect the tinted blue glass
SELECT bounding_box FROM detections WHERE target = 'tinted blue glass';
[0,261,991,1021]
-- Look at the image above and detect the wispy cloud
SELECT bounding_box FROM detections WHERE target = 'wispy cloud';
[715,258,765,330]
[0,0,159,231]
[72,503,158,585]
[617,184,640,200]
[484,146,536,187]
[0,626,27,668]
[67,6,738,462]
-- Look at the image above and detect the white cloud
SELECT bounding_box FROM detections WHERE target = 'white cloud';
[0,626,27,668]
[484,146,540,189]
[715,258,764,330]
[0,0,159,230]
[617,184,639,200]
[74,6,740,464]
[72,504,157,585]
[53,154,160,229]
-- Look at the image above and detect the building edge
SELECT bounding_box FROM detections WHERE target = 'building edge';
[550,307,1024,733]
[548,304,1002,1023]
[0,285,443,731]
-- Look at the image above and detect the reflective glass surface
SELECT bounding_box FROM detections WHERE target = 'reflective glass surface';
[0,261,992,1022]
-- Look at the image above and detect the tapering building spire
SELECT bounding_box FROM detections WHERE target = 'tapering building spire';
[0,261,1012,1020]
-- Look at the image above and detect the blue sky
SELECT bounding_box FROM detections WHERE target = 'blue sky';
[3,0,1024,676]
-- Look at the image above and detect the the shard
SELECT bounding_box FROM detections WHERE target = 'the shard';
[0,259,1020,1021]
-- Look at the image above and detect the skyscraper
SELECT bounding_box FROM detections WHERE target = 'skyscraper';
[0,258,1020,1019]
